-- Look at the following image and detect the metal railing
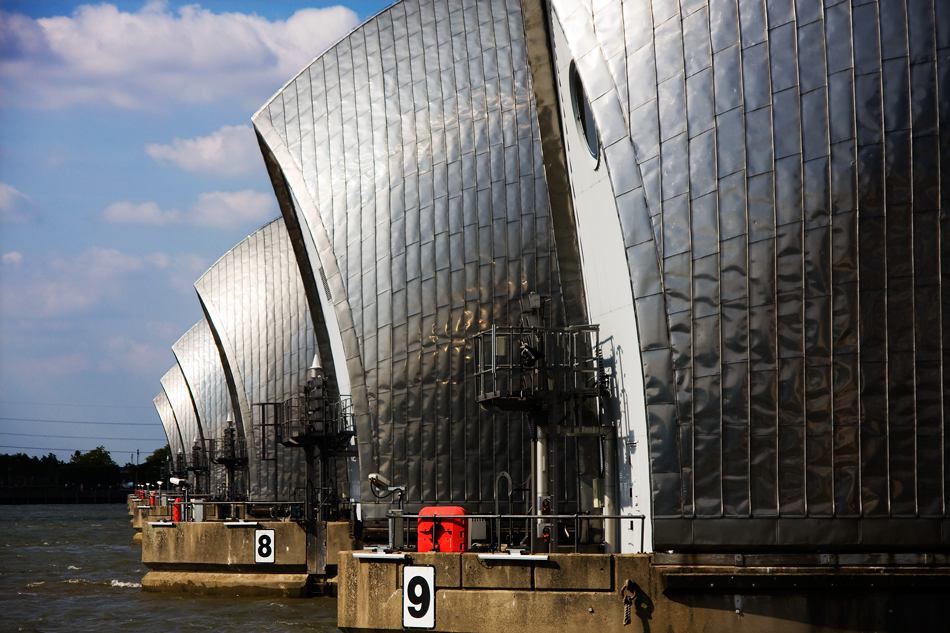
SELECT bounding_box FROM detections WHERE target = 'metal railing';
[174,451,187,476]
[386,511,647,554]
[278,395,355,442]
[208,435,248,464]
[190,444,209,471]
[472,325,604,415]
[132,493,307,523]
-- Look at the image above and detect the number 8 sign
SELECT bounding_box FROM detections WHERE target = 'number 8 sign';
[255,529,275,564]
[403,566,435,628]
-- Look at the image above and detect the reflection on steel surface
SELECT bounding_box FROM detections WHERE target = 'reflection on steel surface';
[159,363,201,473]
[194,217,318,502]
[173,319,235,498]
[553,0,949,549]
[153,382,185,471]
[254,0,568,513]
[149,0,948,551]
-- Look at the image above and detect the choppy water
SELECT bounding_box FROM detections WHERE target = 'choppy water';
[0,504,340,632]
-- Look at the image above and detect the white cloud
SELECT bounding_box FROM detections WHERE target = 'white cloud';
[164,253,210,291]
[0,3,360,110]
[147,319,189,343]
[16,352,92,378]
[0,242,209,412]
[102,200,181,225]
[2,251,23,266]
[1,247,186,319]
[146,124,261,175]
[0,183,40,223]
[190,189,276,228]
[102,190,276,228]
[100,335,170,374]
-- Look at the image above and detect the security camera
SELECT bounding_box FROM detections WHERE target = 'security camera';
[368,473,391,490]
[169,477,189,488]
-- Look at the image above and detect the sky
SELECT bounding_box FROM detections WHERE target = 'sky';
[0,0,390,466]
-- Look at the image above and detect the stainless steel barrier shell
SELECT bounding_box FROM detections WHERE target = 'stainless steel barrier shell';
[550,0,949,550]
[194,217,317,502]
[153,381,185,472]
[173,319,235,498]
[159,364,200,472]
[254,0,568,514]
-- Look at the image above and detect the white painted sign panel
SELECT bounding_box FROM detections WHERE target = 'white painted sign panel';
[402,565,435,628]
[255,529,275,563]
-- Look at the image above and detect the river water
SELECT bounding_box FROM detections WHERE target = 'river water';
[0,504,340,632]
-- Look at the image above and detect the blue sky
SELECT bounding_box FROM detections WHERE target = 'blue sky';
[0,0,390,465]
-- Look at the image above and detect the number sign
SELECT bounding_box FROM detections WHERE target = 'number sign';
[403,566,435,629]
[255,529,275,564]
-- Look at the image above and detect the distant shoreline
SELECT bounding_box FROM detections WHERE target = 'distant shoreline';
[0,486,127,504]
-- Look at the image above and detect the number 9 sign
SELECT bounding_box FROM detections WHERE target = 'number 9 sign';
[403,566,435,628]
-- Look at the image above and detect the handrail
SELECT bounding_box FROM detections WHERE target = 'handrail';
[391,512,645,520]
[390,512,647,554]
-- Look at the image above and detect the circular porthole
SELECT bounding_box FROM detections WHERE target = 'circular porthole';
[569,61,599,161]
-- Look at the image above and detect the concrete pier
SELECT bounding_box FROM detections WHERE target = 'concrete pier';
[142,520,309,597]
[337,552,950,632]
[128,497,151,545]
[128,495,185,545]
[140,517,358,597]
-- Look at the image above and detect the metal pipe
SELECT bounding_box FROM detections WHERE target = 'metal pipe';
[536,423,549,552]
[603,428,618,553]
[491,324,496,374]
[494,471,513,548]
[530,423,539,553]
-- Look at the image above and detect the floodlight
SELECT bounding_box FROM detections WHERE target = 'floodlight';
[368,473,391,490]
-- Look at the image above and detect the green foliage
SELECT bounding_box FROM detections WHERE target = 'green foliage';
[56,446,119,487]
[69,446,118,468]
[0,452,62,485]
[145,445,171,464]
[1,445,169,488]
[138,445,171,483]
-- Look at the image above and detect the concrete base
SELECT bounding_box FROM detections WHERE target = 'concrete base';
[337,552,950,633]
[132,532,142,546]
[130,503,150,530]
[139,519,359,597]
[142,571,309,597]
[142,520,309,596]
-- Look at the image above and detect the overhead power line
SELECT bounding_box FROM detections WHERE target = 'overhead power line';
[0,445,164,455]
[1,432,165,442]
[0,417,156,426]
[0,399,151,410]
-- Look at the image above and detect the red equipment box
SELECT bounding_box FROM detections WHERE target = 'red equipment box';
[417,506,468,553]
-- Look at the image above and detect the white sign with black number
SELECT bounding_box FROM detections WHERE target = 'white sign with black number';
[255,529,275,564]
[402,565,435,629]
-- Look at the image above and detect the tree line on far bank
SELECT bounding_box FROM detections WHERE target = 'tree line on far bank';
[0,446,170,489]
